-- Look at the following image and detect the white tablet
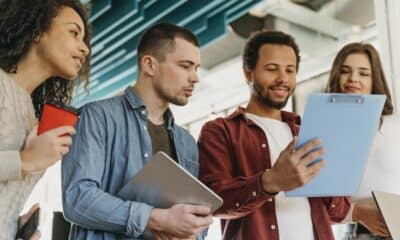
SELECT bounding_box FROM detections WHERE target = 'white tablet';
[117,151,223,213]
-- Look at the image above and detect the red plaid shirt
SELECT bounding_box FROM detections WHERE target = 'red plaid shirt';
[198,107,351,240]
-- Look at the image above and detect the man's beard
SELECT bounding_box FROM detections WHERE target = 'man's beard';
[250,79,293,110]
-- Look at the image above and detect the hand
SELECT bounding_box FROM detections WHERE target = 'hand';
[261,137,326,193]
[153,231,173,240]
[353,200,389,237]
[20,125,75,174]
[18,203,41,240]
[153,232,196,240]
[16,231,41,240]
[147,204,213,239]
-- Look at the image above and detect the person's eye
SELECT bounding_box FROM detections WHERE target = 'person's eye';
[360,72,370,77]
[340,68,350,74]
[70,30,79,37]
[181,65,190,70]
[286,69,295,74]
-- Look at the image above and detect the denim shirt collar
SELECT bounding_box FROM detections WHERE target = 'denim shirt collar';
[124,87,176,131]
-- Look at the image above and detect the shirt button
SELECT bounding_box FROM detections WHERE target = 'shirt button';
[270,224,276,230]
[331,204,335,208]
[261,143,267,148]
[235,203,240,207]
[252,191,257,197]
[267,198,273,202]
[144,153,149,158]
[140,110,146,115]
[143,125,147,130]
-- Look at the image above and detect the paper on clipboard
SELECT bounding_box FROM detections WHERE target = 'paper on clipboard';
[286,93,385,197]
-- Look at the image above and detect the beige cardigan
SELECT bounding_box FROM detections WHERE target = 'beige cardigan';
[0,69,43,239]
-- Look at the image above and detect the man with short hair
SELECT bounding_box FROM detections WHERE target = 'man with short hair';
[62,23,212,240]
[198,30,350,240]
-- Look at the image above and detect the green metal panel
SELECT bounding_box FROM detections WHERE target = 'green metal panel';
[74,0,262,106]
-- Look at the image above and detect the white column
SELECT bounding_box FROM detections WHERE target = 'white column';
[374,0,400,113]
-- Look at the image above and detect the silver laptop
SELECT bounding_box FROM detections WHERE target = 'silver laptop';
[117,151,223,213]
[372,191,400,239]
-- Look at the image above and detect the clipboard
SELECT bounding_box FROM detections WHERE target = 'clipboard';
[286,93,385,197]
[372,191,400,239]
[116,152,223,213]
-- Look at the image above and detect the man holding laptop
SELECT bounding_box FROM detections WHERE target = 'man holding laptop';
[62,23,212,240]
[198,30,351,240]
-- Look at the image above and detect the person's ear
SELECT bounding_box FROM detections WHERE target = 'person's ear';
[33,34,41,44]
[141,55,157,77]
[243,66,253,85]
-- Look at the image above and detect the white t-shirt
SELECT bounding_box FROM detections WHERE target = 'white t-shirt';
[356,114,400,200]
[246,113,315,240]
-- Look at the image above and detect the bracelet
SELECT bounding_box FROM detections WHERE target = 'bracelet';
[262,189,279,196]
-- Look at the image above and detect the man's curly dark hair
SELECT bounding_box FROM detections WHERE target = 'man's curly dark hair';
[0,0,91,117]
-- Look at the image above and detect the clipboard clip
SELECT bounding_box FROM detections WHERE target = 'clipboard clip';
[328,95,364,104]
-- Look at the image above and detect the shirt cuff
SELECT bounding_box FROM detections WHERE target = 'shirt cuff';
[126,202,153,237]
[0,151,22,181]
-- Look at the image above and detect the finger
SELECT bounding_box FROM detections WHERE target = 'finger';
[20,203,40,226]
[57,136,73,146]
[185,205,211,216]
[293,138,322,160]
[179,235,197,240]
[152,231,161,240]
[305,166,322,179]
[299,148,325,167]
[198,215,213,227]
[377,224,390,237]
[188,214,213,228]
[361,223,374,235]
[58,146,69,156]
[28,203,40,214]
[282,137,298,155]
[153,233,162,240]
[157,232,170,240]
[152,232,160,240]
[49,126,76,136]
[304,159,325,177]
[29,230,41,240]
[373,227,388,237]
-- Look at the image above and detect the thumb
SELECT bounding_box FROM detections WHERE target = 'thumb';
[28,124,39,138]
[27,203,40,216]
[20,203,40,227]
[29,230,41,240]
[284,136,298,153]
[24,125,39,149]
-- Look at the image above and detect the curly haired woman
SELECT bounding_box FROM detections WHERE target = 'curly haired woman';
[0,0,91,238]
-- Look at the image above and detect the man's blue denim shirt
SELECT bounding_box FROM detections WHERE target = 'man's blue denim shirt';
[62,87,202,240]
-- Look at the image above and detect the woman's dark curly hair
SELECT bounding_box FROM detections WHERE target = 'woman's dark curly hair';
[0,0,91,117]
